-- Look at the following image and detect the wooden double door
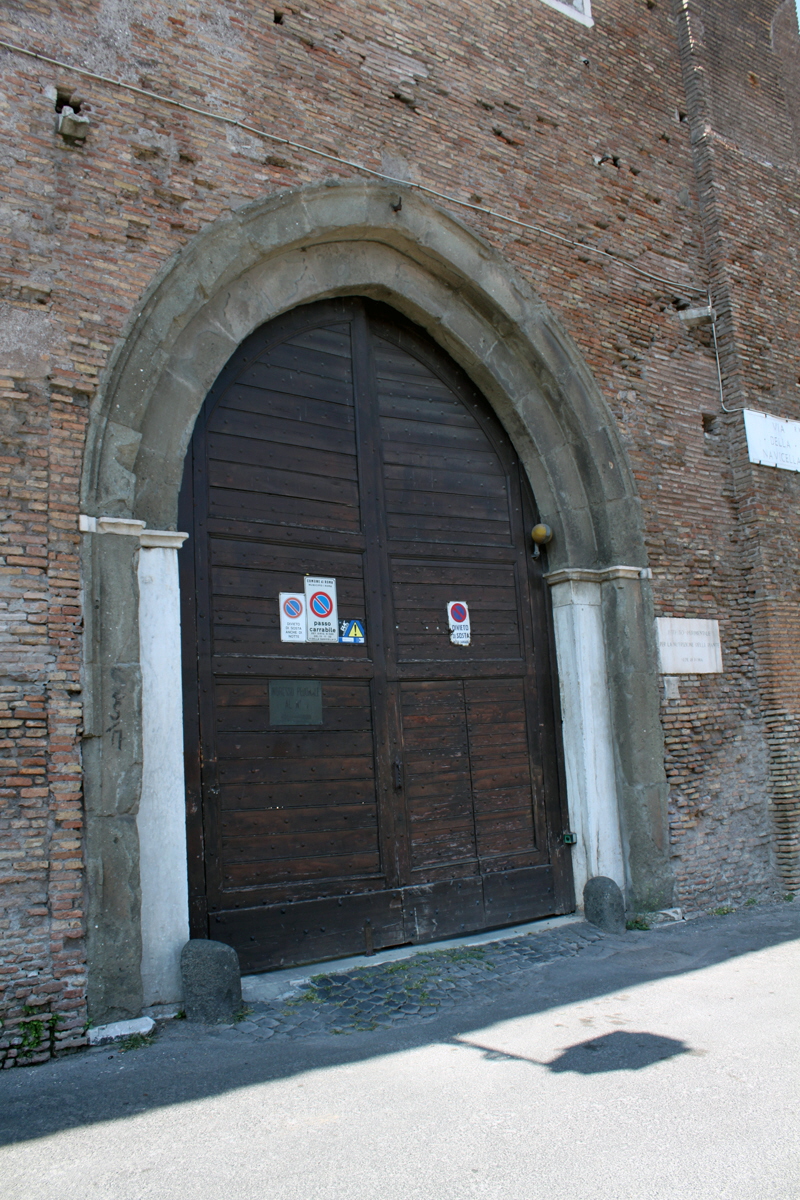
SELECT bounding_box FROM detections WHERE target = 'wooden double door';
[180,298,573,972]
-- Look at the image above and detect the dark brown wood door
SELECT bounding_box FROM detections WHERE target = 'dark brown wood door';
[180,298,573,972]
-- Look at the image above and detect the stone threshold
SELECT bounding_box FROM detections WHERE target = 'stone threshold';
[241,912,583,1004]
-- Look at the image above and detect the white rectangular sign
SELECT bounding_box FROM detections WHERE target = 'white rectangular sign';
[279,592,306,642]
[743,409,800,473]
[447,600,471,647]
[304,576,339,642]
[656,617,722,675]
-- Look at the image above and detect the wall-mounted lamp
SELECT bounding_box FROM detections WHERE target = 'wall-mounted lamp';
[531,523,553,559]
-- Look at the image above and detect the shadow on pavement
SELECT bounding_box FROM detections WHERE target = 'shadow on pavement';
[545,1030,690,1074]
[461,1029,691,1073]
[0,903,797,1147]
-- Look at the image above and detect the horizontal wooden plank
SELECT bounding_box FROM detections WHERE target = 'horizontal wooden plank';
[209,538,365,576]
[211,656,376,679]
[399,725,468,751]
[215,680,372,707]
[401,704,466,725]
[466,678,526,702]
[386,511,513,544]
[219,778,377,810]
[467,722,528,750]
[203,516,366,552]
[403,774,472,803]
[221,804,378,838]
[383,463,508,502]
[220,385,355,430]
[221,826,379,863]
[261,340,353,383]
[471,761,532,791]
[400,681,464,711]
[209,487,362,533]
[401,877,484,942]
[208,432,358,482]
[475,811,535,856]
[404,750,469,776]
[211,599,368,629]
[374,342,441,380]
[380,415,490,452]
[472,786,535,816]
[396,641,524,663]
[406,794,474,823]
[212,634,370,662]
[385,486,509,522]
[410,827,477,868]
[215,729,374,758]
[385,539,518,562]
[211,887,404,973]
[217,755,375,785]
[394,662,528,681]
[216,707,373,735]
[382,442,503,475]
[394,627,521,654]
[237,362,353,405]
[482,866,556,925]
[390,556,517,582]
[222,851,382,887]
[377,389,481,425]
[209,567,363,602]
[286,324,352,358]
[210,406,357,455]
[208,459,360,509]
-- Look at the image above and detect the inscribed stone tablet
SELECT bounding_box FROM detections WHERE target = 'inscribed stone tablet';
[656,618,722,674]
[269,679,322,725]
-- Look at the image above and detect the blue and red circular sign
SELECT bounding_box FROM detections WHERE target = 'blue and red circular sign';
[450,602,468,623]
[310,591,333,618]
[283,597,303,618]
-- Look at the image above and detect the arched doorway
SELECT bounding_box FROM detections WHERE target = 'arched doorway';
[179,298,572,971]
[81,182,671,1021]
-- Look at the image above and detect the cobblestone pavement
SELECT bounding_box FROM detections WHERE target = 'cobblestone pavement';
[211,922,606,1042]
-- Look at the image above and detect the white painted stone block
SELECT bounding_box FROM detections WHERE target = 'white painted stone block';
[549,577,625,901]
[137,540,190,1007]
[656,617,722,674]
[87,1016,155,1045]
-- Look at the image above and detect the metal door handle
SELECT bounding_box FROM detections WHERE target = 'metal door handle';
[393,757,403,790]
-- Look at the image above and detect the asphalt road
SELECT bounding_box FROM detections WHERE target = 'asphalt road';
[1,902,798,1200]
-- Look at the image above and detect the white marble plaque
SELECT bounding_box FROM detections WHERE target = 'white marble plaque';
[656,617,722,674]
[743,409,800,473]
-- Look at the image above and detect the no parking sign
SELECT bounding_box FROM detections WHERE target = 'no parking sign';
[304,576,339,642]
[447,600,471,647]
[279,593,306,642]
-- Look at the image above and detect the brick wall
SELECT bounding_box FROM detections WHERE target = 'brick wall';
[0,0,797,1063]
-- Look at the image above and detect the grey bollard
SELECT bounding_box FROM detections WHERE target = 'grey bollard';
[180,939,242,1022]
[583,876,626,934]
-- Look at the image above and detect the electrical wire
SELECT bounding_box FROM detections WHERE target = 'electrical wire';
[0,36,709,297]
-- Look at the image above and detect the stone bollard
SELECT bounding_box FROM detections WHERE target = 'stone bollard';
[180,939,242,1023]
[583,876,626,935]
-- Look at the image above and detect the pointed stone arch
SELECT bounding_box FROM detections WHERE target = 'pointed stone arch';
[80,182,672,1022]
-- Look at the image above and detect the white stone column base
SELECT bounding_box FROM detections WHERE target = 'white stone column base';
[547,568,638,903]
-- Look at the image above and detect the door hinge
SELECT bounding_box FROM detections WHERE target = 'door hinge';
[393,757,404,790]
